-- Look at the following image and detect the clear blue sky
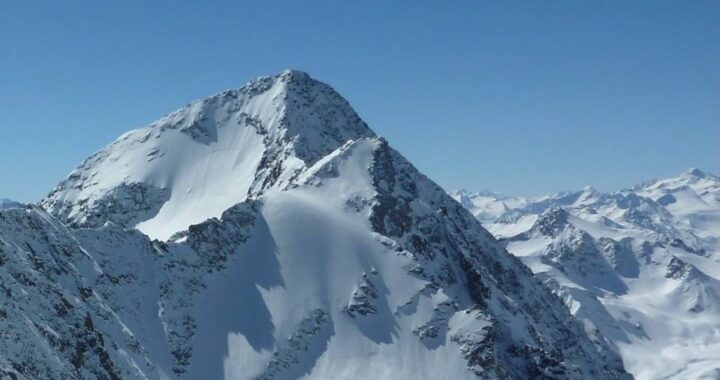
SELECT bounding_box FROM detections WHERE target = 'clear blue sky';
[1,1,718,202]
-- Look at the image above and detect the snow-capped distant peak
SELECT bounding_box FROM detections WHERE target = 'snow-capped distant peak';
[681,167,710,179]
[635,168,719,191]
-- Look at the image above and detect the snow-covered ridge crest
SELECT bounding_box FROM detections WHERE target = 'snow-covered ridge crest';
[42,69,375,240]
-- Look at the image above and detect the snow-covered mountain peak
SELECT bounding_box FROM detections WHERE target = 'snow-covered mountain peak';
[5,71,635,379]
[149,68,374,160]
[681,167,710,180]
[676,168,720,193]
[575,186,602,204]
[245,68,375,161]
[530,207,571,237]
[628,169,720,240]
[42,70,375,240]
[633,168,719,193]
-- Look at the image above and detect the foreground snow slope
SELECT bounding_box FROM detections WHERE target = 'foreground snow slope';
[455,169,720,380]
[0,70,631,379]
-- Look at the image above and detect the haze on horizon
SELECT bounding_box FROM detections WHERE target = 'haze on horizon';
[0,1,718,202]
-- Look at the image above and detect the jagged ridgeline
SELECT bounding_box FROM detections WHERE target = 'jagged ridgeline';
[0,70,630,379]
[454,169,720,379]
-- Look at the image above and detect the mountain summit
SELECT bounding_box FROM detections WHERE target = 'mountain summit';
[0,71,631,379]
[42,70,375,240]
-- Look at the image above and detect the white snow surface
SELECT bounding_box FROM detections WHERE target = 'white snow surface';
[455,168,720,380]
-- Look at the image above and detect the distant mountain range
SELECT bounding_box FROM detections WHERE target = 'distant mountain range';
[0,198,21,210]
[453,168,720,379]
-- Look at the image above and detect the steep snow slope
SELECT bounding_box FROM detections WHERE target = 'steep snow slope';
[455,169,720,380]
[42,70,375,241]
[0,70,632,379]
